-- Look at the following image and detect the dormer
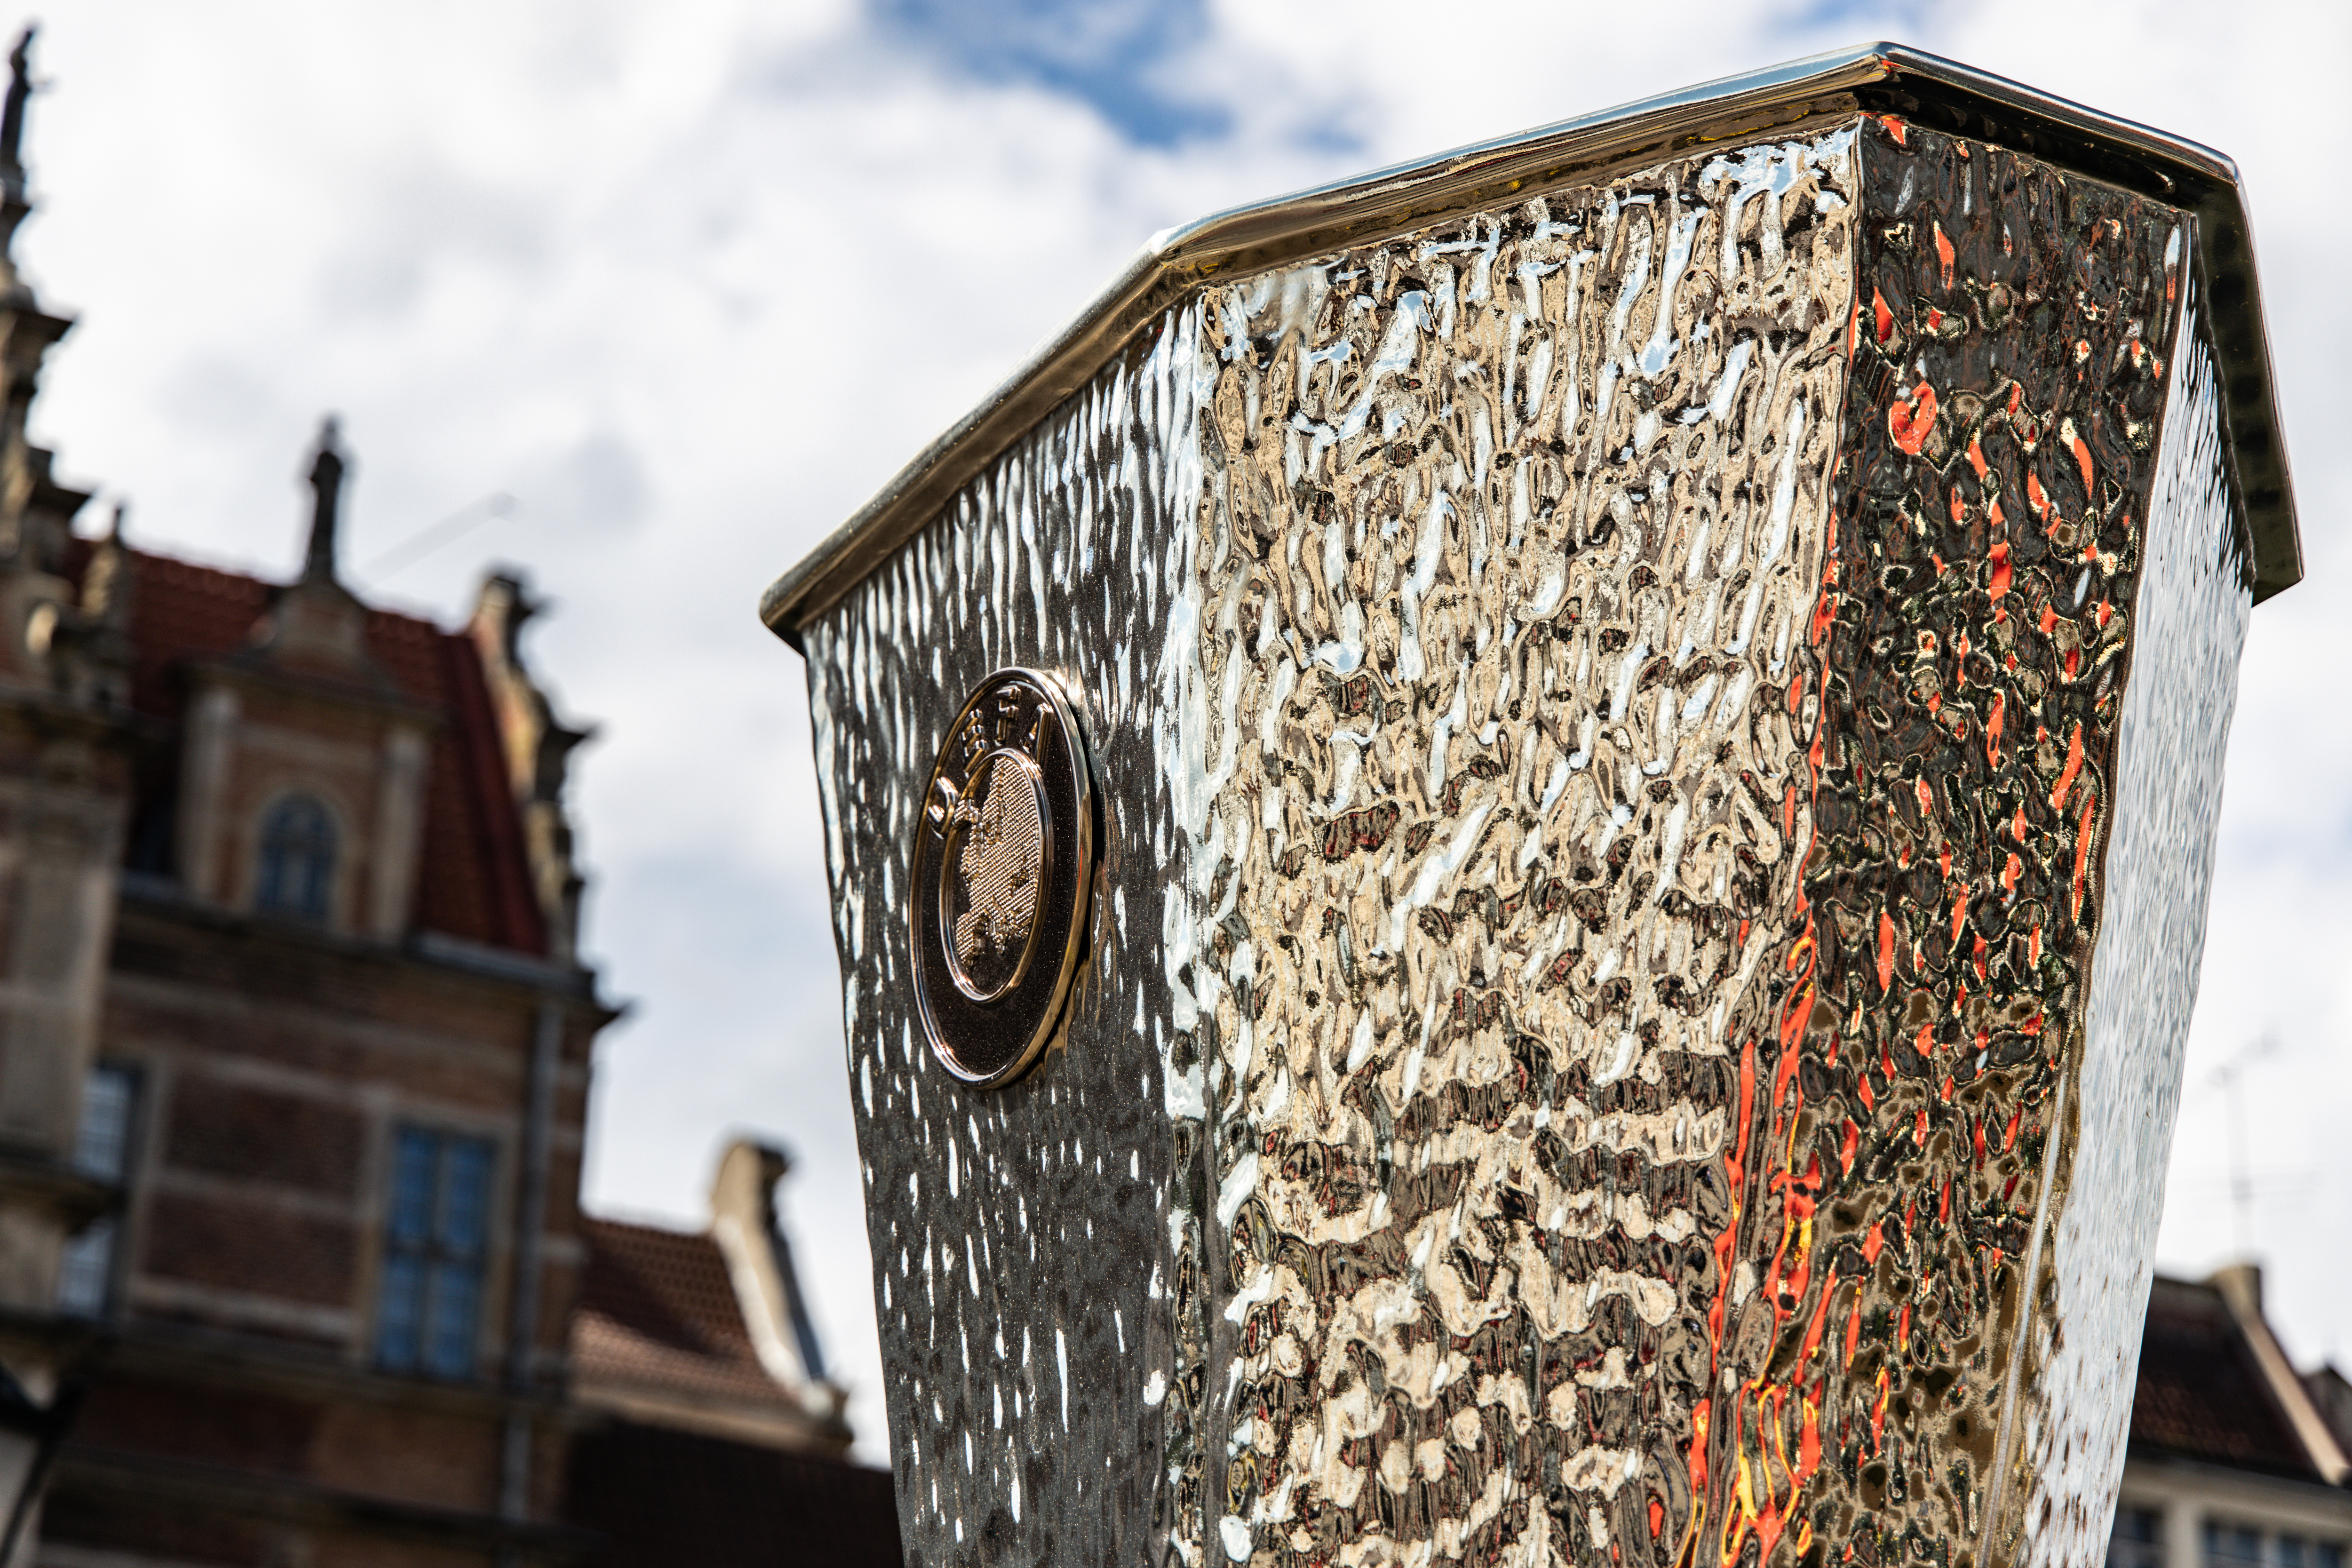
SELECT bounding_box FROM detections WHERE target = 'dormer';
[170,420,438,939]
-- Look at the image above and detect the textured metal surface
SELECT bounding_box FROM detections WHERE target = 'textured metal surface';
[2010,286,2248,1566]
[803,317,1205,1564]
[763,43,2298,651]
[1160,127,1861,1567]
[1795,120,2198,1568]
[795,109,2255,1568]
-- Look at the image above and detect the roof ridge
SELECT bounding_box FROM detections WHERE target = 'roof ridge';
[584,1213,712,1242]
[124,544,456,638]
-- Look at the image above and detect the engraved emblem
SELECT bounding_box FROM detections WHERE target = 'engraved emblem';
[910,669,1096,1087]
[942,749,1043,1001]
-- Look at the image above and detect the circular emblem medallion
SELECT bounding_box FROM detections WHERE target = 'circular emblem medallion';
[910,669,1096,1088]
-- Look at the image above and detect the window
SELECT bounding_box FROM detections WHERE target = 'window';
[254,793,337,921]
[2195,1523,2347,1568]
[57,1063,138,1317]
[2107,1507,2162,1568]
[374,1128,495,1379]
[2208,1523,2266,1568]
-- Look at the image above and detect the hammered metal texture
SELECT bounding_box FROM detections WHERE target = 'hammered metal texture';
[1802,123,2206,1568]
[1160,117,2219,1567]
[2008,289,2248,1568]
[1162,128,1860,1567]
[803,313,1208,1566]
[799,113,2244,1568]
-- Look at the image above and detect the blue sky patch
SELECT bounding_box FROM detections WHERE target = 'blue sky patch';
[870,0,1228,147]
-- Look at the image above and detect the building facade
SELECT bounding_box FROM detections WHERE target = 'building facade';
[0,31,882,1566]
[2108,1269,2352,1568]
[31,516,614,1564]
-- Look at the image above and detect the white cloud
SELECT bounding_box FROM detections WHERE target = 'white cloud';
[22,0,2352,1464]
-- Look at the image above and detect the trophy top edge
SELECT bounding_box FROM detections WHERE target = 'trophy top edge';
[762,40,2296,650]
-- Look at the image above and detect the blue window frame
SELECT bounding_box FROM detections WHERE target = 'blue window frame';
[374,1127,495,1379]
[57,1063,138,1317]
[255,793,337,921]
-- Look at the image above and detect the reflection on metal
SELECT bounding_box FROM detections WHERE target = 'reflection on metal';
[778,44,2294,1568]
[911,669,1096,1087]
[762,41,2300,653]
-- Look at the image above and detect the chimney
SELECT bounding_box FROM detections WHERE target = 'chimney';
[2211,1263,2349,1485]
[2212,1261,2263,1320]
[707,1138,838,1409]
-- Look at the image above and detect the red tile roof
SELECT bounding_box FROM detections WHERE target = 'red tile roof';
[572,1218,801,1412]
[2131,1275,2321,1482]
[77,542,546,955]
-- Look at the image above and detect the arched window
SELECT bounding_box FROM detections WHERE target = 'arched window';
[255,793,337,921]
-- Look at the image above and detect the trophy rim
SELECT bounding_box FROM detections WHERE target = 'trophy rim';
[762,40,2299,649]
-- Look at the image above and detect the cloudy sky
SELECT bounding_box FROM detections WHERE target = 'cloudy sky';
[20,0,2348,1462]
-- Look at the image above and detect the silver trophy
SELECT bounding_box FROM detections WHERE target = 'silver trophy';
[765,44,2298,1568]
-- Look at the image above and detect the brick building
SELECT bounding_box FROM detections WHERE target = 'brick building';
[24,500,615,1562]
[0,30,891,1567]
